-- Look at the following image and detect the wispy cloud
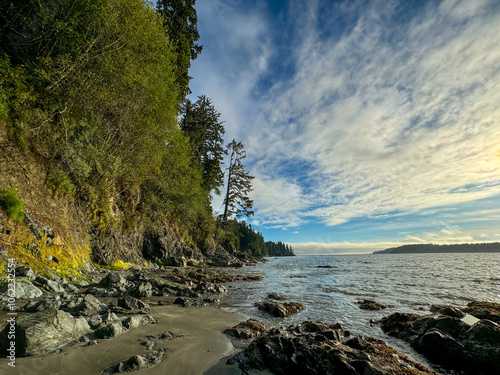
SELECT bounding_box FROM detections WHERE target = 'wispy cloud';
[191,0,500,242]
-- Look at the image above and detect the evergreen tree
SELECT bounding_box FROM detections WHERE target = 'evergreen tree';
[181,96,226,195]
[222,139,254,222]
[156,0,202,101]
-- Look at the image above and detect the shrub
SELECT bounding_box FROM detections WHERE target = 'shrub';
[46,168,75,197]
[0,188,25,222]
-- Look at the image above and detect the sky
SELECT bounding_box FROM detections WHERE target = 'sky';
[188,0,500,255]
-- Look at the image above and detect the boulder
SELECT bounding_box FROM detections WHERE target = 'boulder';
[255,300,304,317]
[121,315,156,329]
[24,299,61,312]
[94,322,127,339]
[71,294,108,316]
[0,308,90,356]
[0,280,43,300]
[34,276,65,293]
[99,272,128,289]
[356,300,388,310]
[130,282,153,298]
[103,348,167,374]
[117,296,150,311]
[230,321,437,375]
[462,301,500,323]
[224,319,267,339]
[15,264,35,279]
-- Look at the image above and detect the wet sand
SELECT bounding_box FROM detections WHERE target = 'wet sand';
[0,304,244,375]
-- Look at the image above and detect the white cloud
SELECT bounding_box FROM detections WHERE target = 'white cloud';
[192,0,500,233]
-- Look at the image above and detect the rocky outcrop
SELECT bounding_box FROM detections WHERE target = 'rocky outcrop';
[380,306,500,374]
[0,308,90,356]
[356,299,392,310]
[102,348,167,374]
[462,301,500,323]
[0,279,43,300]
[255,300,304,317]
[224,319,267,339]
[229,320,437,375]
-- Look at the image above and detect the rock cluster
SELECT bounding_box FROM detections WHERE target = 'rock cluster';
[228,320,437,375]
[380,303,500,374]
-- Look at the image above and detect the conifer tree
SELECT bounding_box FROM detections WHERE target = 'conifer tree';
[222,139,254,222]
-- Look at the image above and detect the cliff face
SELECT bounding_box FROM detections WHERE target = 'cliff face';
[0,126,229,275]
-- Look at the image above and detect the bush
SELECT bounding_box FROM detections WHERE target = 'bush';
[46,168,75,197]
[0,188,25,222]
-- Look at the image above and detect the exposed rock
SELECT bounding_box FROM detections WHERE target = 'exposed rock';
[142,340,155,350]
[356,300,388,310]
[316,265,335,269]
[34,276,65,293]
[94,322,127,339]
[24,299,61,312]
[23,213,55,243]
[230,321,437,375]
[70,294,108,316]
[99,272,128,289]
[224,319,267,339]
[15,264,35,278]
[0,280,43,300]
[255,300,304,317]
[130,282,153,298]
[267,292,285,300]
[430,304,466,318]
[381,308,500,374]
[86,286,121,297]
[462,301,500,323]
[0,308,90,356]
[121,315,156,329]
[117,296,150,311]
[243,276,263,281]
[102,348,167,374]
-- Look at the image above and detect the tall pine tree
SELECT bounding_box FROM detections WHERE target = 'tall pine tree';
[222,139,254,222]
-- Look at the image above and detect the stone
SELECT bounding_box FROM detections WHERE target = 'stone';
[121,315,156,329]
[462,301,500,323]
[71,294,108,316]
[117,296,150,311]
[103,348,167,373]
[255,300,304,317]
[230,320,437,375]
[267,293,285,300]
[430,305,466,319]
[224,319,267,339]
[34,276,65,293]
[356,300,387,310]
[94,322,126,339]
[0,308,90,356]
[15,264,35,279]
[99,272,128,289]
[0,280,43,300]
[24,299,61,312]
[130,282,153,298]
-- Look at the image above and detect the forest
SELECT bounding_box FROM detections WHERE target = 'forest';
[373,243,500,254]
[0,0,293,262]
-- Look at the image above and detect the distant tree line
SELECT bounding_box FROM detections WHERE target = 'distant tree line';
[373,243,500,254]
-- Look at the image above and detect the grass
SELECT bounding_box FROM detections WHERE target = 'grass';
[0,187,25,222]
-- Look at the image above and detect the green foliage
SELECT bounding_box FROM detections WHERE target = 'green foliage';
[266,241,295,256]
[223,139,255,222]
[181,95,226,195]
[156,0,202,100]
[46,168,75,197]
[0,188,25,222]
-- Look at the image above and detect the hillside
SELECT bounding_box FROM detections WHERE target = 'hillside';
[373,243,500,254]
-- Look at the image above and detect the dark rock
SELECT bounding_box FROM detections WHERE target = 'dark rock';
[86,286,120,297]
[23,214,55,243]
[24,299,61,312]
[356,300,387,310]
[143,340,155,350]
[430,305,466,319]
[255,300,304,317]
[34,276,65,293]
[0,308,90,356]
[121,315,156,329]
[224,319,267,339]
[117,296,150,311]
[173,297,191,307]
[316,265,335,269]
[0,280,43,299]
[94,322,127,339]
[463,301,500,323]
[71,294,108,316]
[15,264,35,278]
[243,276,263,281]
[130,282,153,298]
[413,330,466,366]
[231,321,437,375]
[99,272,128,289]
[103,348,167,373]
[267,293,285,300]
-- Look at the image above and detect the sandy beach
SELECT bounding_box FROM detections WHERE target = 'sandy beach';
[0,303,244,375]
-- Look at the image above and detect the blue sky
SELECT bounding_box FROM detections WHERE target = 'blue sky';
[188,0,500,254]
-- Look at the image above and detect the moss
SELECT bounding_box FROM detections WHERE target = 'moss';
[46,168,75,197]
[101,259,134,270]
[0,187,25,222]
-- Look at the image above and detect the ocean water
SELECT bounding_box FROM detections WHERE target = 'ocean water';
[219,253,500,368]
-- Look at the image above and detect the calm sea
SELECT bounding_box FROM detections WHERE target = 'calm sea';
[220,253,500,369]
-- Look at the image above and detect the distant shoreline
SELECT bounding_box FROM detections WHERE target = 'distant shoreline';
[373,242,500,254]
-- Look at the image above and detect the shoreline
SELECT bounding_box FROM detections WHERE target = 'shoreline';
[0,301,244,375]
